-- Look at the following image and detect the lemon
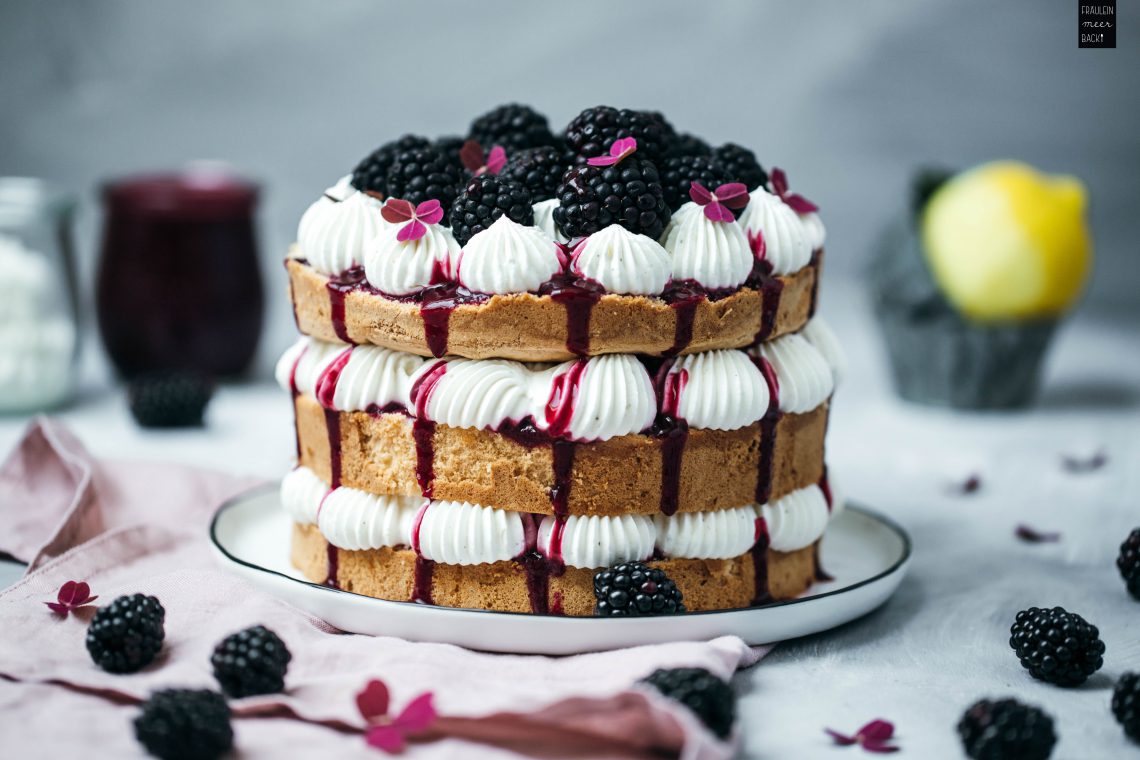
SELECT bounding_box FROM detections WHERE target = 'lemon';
[921,161,1092,321]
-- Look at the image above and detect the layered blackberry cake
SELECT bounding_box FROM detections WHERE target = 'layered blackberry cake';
[276,104,845,616]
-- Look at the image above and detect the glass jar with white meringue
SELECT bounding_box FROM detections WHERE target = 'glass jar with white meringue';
[0,178,80,413]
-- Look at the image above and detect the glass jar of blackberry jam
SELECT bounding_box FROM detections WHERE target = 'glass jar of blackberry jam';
[97,165,263,378]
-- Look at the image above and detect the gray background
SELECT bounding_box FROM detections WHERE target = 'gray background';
[1,0,1137,375]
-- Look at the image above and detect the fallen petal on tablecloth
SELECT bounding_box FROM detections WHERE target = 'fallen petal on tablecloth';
[0,418,765,759]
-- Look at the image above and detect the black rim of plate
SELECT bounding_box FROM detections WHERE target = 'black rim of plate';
[209,483,913,620]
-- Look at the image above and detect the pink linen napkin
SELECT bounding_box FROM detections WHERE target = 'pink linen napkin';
[0,418,764,759]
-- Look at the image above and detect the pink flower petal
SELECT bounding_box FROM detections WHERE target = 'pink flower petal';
[689,181,714,206]
[356,679,391,721]
[748,229,766,260]
[397,219,427,242]
[416,199,444,226]
[485,146,507,175]
[610,136,637,158]
[858,720,895,743]
[769,168,788,197]
[392,693,437,733]
[45,602,69,615]
[364,725,405,753]
[57,581,79,605]
[784,193,819,214]
[703,202,735,223]
[382,199,415,224]
[586,155,619,167]
[460,140,485,173]
[824,728,858,746]
[863,741,901,754]
[714,182,749,207]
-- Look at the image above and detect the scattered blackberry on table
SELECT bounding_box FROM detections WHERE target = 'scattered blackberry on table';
[564,105,671,163]
[1009,606,1105,686]
[1113,672,1140,741]
[500,146,568,202]
[86,594,166,673]
[134,689,233,760]
[128,372,214,428]
[660,154,728,211]
[431,135,467,173]
[957,698,1056,760]
[1117,528,1140,600]
[641,667,735,739]
[468,103,555,153]
[666,132,713,158]
[211,624,292,698]
[350,134,431,194]
[448,174,535,246]
[384,146,464,217]
[553,157,671,240]
[714,142,768,190]
[593,561,685,617]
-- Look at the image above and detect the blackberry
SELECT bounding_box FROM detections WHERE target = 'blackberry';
[1113,672,1140,741]
[468,103,555,154]
[86,594,166,674]
[564,106,671,163]
[641,667,735,739]
[660,155,728,211]
[666,132,713,158]
[500,146,568,202]
[432,135,467,173]
[1010,606,1105,686]
[593,561,685,617]
[384,146,464,217]
[128,372,213,428]
[1117,528,1140,600]
[134,689,233,760]
[211,624,292,698]
[448,174,535,246]
[553,159,671,240]
[957,698,1056,760]
[714,143,768,190]
[351,134,430,194]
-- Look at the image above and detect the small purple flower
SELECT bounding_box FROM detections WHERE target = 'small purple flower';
[356,678,438,754]
[586,136,638,167]
[45,580,98,617]
[769,167,819,213]
[825,719,899,753]
[460,140,506,176]
[381,198,444,242]
[689,181,750,222]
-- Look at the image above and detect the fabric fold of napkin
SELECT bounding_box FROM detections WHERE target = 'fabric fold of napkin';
[0,418,762,759]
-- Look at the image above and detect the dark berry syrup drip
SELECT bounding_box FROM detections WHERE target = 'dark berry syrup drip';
[418,260,469,358]
[323,409,342,488]
[314,346,352,408]
[325,267,368,344]
[807,249,822,317]
[750,516,772,605]
[819,465,833,513]
[539,269,605,357]
[652,362,690,516]
[410,500,436,604]
[543,359,588,515]
[516,513,567,615]
[660,280,707,358]
[324,543,340,589]
[751,355,781,504]
[755,276,785,343]
[409,361,448,497]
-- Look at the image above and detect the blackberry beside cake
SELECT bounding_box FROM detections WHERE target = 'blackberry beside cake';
[277,104,844,616]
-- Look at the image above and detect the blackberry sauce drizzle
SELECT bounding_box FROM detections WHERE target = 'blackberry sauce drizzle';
[653,362,690,516]
[410,501,435,604]
[409,361,448,497]
[751,355,781,504]
[750,516,772,605]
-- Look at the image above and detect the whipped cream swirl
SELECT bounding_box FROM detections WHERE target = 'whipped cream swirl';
[318,487,424,552]
[661,202,753,289]
[328,344,424,412]
[532,199,568,244]
[737,187,812,276]
[571,224,670,295]
[363,221,458,296]
[421,358,531,430]
[416,500,527,565]
[800,211,826,251]
[298,191,386,275]
[555,354,657,441]
[801,316,846,384]
[753,333,835,414]
[668,349,770,429]
[654,504,758,560]
[280,466,329,525]
[759,484,831,552]
[456,216,561,294]
[537,513,655,569]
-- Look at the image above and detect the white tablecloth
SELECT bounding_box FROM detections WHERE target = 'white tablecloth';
[3,285,1137,758]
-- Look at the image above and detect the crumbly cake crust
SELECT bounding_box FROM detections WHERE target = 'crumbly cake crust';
[291,523,818,615]
[294,394,828,516]
[286,256,821,361]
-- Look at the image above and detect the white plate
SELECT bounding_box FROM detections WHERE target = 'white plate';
[210,487,911,655]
